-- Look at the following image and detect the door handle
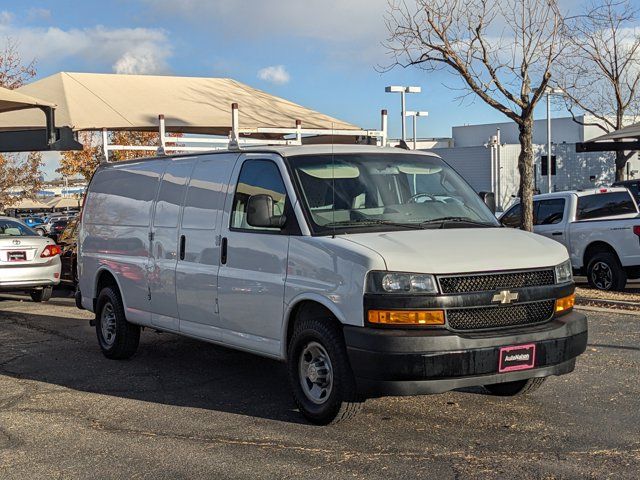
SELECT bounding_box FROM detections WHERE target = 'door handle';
[179,235,186,260]
[552,232,563,236]
[221,237,228,265]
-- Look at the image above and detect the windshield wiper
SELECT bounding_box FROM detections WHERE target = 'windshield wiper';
[420,216,495,228]
[322,219,424,230]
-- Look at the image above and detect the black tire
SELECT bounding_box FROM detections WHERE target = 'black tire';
[484,377,547,396]
[586,252,626,291]
[287,316,363,425]
[30,286,52,303]
[95,286,140,360]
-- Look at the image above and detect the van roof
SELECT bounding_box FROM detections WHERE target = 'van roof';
[101,144,442,168]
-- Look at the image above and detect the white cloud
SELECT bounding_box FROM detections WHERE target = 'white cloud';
[142,0,388,65]
[257,65,290,85]
[0,10,13,25]
[0,20,172,75]
[26,8,51,21]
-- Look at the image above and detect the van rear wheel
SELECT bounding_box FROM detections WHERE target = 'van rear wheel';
[96,286,140,359]
[287,317,363,425]
[484,377,546,396]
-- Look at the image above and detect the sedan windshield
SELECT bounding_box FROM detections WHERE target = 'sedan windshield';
[290,153,499,234]
[0,219,37,237]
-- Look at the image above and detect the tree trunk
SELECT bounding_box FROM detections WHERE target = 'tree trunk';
[517,117,535,232]
[614,148,630,181]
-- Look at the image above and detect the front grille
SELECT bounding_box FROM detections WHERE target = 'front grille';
[447,300,555,331]
[439,269,555,294]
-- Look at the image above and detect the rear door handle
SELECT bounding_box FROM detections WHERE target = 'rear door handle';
[220,237,228,265]
[179,235,186,260]
[552,232,563,236]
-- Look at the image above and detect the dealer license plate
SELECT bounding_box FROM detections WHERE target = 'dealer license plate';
[7,251,27,262]
[498,344,536,373]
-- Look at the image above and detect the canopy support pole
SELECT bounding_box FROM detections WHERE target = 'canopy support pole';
[381,109,388,147]
[101,128,109,163]
[158,114,167,155]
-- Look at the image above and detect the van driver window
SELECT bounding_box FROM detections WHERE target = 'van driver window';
[231,160,287,231]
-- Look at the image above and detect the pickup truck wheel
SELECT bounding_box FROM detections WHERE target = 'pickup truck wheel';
[287,317,363,425]
[484,377,546,396]
[96,286,140,360]
[587,252,626,291]
[30,286,52,302]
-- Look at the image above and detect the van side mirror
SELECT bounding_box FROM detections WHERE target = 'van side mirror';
[246,194,286,229]
[479,191,496,214]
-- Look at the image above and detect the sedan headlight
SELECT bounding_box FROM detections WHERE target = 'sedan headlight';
[367,271,438,294]
[555,260,573,284]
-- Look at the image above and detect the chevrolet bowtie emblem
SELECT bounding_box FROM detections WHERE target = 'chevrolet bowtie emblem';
[492,290,519,304]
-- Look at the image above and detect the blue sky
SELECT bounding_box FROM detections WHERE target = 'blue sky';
[0,0,631,178]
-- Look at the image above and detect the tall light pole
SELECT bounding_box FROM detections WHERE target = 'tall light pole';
[385,85,421,142]
[546,87,565,193]
[405,111,429,150]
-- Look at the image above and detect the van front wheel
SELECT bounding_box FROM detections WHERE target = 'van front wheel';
[287,317,363,425]
[96,286,140,360]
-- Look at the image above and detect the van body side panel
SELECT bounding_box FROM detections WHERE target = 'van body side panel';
[80,161,165,321]
[283,236,387,350]
[176,153,239,340]
[149,158,196,332]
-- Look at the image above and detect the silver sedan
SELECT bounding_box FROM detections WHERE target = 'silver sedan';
[0,216,61,302]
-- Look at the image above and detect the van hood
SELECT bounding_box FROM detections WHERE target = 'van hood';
[339,228,568,274]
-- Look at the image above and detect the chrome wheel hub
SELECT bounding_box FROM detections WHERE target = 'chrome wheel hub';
[299,341,333,405]
[101,303,117,346]
[592,261,613,290]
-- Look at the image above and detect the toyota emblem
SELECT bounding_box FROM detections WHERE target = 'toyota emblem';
[12,239,21,246]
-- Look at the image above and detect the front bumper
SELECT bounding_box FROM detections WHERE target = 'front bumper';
[0,259,61,291]
[344,310,588,398]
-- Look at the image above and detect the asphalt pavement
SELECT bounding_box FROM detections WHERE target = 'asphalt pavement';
[0,291,638,479]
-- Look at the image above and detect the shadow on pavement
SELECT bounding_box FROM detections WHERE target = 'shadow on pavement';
[0,309,306,425]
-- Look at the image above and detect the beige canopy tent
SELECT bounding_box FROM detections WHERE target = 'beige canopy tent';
[0,72,358,135]
[47,197,82,209]
[3,198,51,210]
[0,85,56,114]
[577,122,640,153]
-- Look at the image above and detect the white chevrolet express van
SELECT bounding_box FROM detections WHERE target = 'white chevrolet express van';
[78,145,588,424]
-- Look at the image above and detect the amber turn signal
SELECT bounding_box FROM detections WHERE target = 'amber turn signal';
[367,309,445,326]
[555,294,575,315]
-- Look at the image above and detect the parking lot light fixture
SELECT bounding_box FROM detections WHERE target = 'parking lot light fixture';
[385,85,422,142]
[545,87,566,193]
[405,110,429,150]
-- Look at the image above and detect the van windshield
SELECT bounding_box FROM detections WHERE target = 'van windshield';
[290,153,499,234]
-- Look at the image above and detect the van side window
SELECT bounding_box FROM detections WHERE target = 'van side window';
[231,160,287,232]
[501,204,521,228]
[576,192,636,220]
[535,199,565,225]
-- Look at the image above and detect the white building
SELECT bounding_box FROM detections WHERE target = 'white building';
[428,115,640,211]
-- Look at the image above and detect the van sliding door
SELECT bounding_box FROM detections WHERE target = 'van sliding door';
[149,158,196,331]
[176,153,238,340]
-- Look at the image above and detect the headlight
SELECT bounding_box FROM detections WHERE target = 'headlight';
[555,260,573,284]
[367,271,438,294]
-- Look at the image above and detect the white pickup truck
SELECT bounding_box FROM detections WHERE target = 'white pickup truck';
[500,187,640,291]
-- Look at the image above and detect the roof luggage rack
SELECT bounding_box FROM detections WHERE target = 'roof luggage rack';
[101,103,389,162]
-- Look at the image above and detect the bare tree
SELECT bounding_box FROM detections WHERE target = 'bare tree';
[385,0,564,231]
[555,0,640,181]
[0,38,42,211]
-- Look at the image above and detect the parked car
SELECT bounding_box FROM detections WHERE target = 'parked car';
[612,179,640,204]
[0,216,61,302]
[38,215,74,236]
[23,217,45,228]
[48,219,69,243]
[57,217,79,287]
[78,146,588,425]
[500,187,640,291]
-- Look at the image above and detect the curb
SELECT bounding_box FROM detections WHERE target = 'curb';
[575,304,640,316]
